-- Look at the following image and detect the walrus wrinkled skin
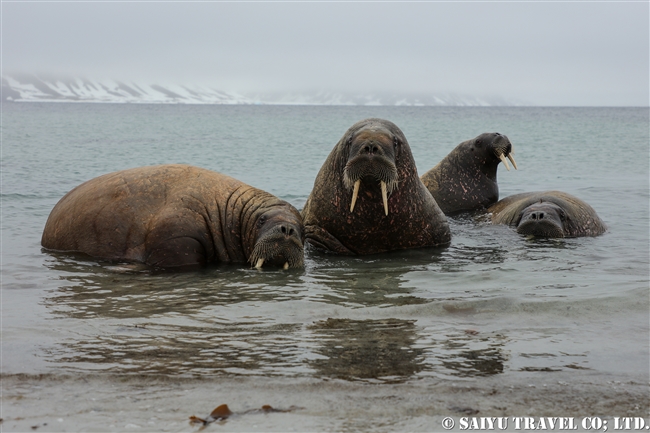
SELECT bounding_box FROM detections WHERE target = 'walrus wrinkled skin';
[420,132,518,215]
[301,118,451,255]
[487,191,606,238]
[42,164,305,269]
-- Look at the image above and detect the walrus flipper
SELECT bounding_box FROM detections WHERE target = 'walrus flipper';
[143,209,214,269]
[145,236,207,270]
[304,225,355,255]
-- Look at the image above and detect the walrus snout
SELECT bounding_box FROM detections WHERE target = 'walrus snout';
[250,213,304,269]
[279,224,297,237]
[527,210,546,220]
[488,133,518,171]
[343,131,399,216]
[516,203,566,238]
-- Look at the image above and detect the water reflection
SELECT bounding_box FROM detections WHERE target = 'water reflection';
[441,347,506,376]
[43,254,307,319]
[419,329,508,378]
[49,321,313,377]
[305,248,443,308]
[308,318,425,383]
[43,246,511,381]
[432,218,511,272]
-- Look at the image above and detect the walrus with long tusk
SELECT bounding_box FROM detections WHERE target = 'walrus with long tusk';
[420,132,518,215]
[301,118,451,255]
[487,190,606,238]
[41,164,304,270]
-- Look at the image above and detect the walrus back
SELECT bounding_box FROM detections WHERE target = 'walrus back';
[41,164,247,263]
[42,169,153,260]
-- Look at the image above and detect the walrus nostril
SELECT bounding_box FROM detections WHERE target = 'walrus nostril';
[289,228,295,236]
[281,225,287,234]
[362,144,380,154]
[531,211,545,220]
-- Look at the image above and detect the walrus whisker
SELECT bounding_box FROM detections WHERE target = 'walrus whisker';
[507,153,518,170]
[380,181,389,216]
[498,154,511,171]
[350,179,361,212]
[249,228,304,269]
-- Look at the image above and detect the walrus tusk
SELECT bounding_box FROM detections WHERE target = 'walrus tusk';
[283,262,289,270]
[350,179,361,212]
[507,153,518,170]
[499,154,511,171]
[255,258,265,269]
[380,181,389,216]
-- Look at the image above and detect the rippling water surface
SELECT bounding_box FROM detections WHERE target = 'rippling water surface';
[2,103,648,430]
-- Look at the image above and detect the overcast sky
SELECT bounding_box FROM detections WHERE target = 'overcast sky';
[3,1,648,106]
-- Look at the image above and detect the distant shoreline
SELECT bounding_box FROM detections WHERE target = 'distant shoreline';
[2,74,528,107]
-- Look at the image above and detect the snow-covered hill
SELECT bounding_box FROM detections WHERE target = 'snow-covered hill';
[2,74,524,106]
[2,74,255,105]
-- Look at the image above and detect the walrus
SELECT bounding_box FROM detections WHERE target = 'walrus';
[420,132,518,215]
[487,191,606,238]
[41,164,305,269]
[301,118,451,255]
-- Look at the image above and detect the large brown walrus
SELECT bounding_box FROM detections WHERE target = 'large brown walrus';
[420,132,518,215]
[487,191,606,238]
[41,164,305,269]
[301,118,451,255]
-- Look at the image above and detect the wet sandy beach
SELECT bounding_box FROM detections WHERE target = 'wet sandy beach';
[3,371,648,432]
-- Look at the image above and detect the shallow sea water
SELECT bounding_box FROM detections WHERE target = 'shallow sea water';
[1,103,649,431]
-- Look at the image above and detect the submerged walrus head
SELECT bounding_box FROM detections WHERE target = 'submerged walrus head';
[341,119,406,216]
[489,191,606,238]
[249,206,305,269]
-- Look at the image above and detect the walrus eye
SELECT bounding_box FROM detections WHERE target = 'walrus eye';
[257,215,267,227]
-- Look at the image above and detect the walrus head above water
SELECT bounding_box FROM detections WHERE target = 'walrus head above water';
[249,207,304,269]
[342,123,401,215]
[300,118,451,255]
[420,132,518,215]
[484,132,517,171]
